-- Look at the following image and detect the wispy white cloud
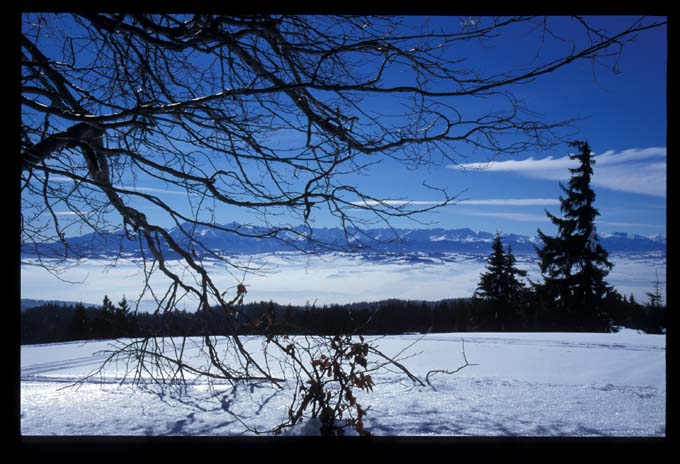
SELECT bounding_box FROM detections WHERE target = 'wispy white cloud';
[48,176,76,183]
[599,221,657,228]
[456,156,575,177]
[461,211,550,223]
[451,147,667,197]
[594,148,666,166]
[350,200,441,206]
[54,211,93,216]
[351,198,560,207]
[457,213,657,227]
[584,162,665,197]
[117,186,189,196]
[37,175,191,196]
[460,198,560,206]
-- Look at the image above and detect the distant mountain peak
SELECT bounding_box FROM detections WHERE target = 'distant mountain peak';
[22,222,666,259]
[648,233,666,243]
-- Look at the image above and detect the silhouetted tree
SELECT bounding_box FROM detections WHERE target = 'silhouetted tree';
[536,141,613,331]
[112,295,132,337]
[476,233,506,304]
[67,303,89,340]
[102,295,115,313]
[645,270,663,309]
[91,295,116,338]
[502,245,528,303]
[476,234,527,329]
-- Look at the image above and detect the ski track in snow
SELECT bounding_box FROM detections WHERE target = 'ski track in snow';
[397,335,664,352]
[21,354,110,377]
[20,333,665,437]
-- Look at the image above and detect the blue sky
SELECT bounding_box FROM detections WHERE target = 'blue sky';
[28,15,666,239]
[324,16,668,237]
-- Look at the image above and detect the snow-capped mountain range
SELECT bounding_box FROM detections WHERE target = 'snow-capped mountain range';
[22,222,667,259]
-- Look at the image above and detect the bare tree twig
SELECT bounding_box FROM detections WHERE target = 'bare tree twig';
[425,338,479,391]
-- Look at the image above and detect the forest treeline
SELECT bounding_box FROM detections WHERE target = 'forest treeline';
[21,291,665,345]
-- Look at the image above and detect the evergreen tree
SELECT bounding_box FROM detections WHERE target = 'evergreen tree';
[536,141,613,331]
[502,245,528,305]
[501,245,528,330]
[117,295,131,316]
[645,270,663,308]
[94,295,116,338]
[102,295,115,313]
[68,303,89,340]
[476,234,527,304]
[115,295,132,337]
[475,234,527,330]
[475,233,506,304]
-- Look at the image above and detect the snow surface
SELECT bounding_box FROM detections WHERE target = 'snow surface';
[21,331,665,436]
[21,252,666,310]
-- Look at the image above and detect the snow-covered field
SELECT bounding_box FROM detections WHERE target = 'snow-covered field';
[21,252,666,310]
[21,331,665,436]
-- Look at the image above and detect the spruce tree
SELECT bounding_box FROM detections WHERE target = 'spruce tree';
[95,295,116,338]
[502,245,528,305]
[476,234,527,330]
[117,295,131,317]
[476,233,506,304]
[68,303,89,341]
[476,234,527,303]
[102,295,114,312]
[645,271,663,308]
[115,295,132,337]
[536,141,613,331]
